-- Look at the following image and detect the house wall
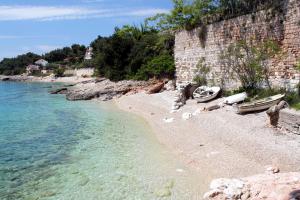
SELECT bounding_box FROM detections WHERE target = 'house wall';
[175,0,300,90]
[64,69,75,76]
[74,68,94,77]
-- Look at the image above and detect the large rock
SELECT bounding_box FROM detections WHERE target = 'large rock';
[147,82,164,94]
[278,109,300,135]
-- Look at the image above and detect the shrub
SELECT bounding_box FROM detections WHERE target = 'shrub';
[53,68,65,77]
[134,54,175,80]
[220,39,280,90]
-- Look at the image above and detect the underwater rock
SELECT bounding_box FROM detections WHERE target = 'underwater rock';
[78,175,90,186]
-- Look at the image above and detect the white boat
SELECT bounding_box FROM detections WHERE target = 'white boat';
[224,92,247,105]
[237,94,285,114]
[193,86,221,103]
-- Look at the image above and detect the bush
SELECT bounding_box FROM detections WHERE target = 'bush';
[53,68,65,77]
[220,39,280,90]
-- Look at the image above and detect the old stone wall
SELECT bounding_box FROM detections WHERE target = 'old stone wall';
[74,68,94,77]
[175,0,300,90]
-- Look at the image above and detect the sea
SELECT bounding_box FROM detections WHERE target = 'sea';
[0,82,202,200]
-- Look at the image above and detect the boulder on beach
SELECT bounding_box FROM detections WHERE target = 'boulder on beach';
[147,82,164,94]
[66,79,149,101]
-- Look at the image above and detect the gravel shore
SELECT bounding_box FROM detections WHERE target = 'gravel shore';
[115,91,300,195]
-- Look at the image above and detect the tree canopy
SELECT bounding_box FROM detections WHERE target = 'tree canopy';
[44,44,86,64]
[91,25,175,81]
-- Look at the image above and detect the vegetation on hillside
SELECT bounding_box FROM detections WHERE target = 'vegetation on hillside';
[44,44,86,64]
[0,53,41,75]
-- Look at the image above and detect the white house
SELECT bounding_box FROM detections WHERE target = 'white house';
[84,47,93,60]
[35,59,48,67]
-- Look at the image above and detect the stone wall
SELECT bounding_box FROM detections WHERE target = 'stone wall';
[63,68,95,77]
[74,68,94,77]
[175,0,300,90]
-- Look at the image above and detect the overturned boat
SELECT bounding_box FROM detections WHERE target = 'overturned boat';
[224,92,247,105]
[237,94,285,114]
[193,86,221,103]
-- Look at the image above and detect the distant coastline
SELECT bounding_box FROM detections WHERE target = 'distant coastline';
[0,74,93,84]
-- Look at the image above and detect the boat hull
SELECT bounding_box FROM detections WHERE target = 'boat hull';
[197,92,219,103]
[224,92,247,105]
[193,86,221,103]
[237,94,285,114]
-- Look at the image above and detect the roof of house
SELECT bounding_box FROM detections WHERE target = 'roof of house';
[35,59,48,65]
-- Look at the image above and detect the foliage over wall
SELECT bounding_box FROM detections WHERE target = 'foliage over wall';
[220,39,280,89]
[146,0,284,31]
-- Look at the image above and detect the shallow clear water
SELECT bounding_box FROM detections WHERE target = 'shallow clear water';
[0,82,202,200]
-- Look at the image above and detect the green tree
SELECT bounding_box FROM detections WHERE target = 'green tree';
[91,24,175,81]
[146,0,216,31]
[135,54,175,80]
[44,44,86,64]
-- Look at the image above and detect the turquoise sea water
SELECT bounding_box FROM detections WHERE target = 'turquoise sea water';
[0,82,202,200]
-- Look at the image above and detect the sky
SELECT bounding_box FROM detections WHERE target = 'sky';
[0,0,172,61]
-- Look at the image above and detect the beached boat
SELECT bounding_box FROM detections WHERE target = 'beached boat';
[224,92,247,105]
[237,94,285,114]
[193,86,221,103]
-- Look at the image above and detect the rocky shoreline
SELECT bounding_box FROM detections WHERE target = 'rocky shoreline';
[2,75,171,102]
[1,75,159,101]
